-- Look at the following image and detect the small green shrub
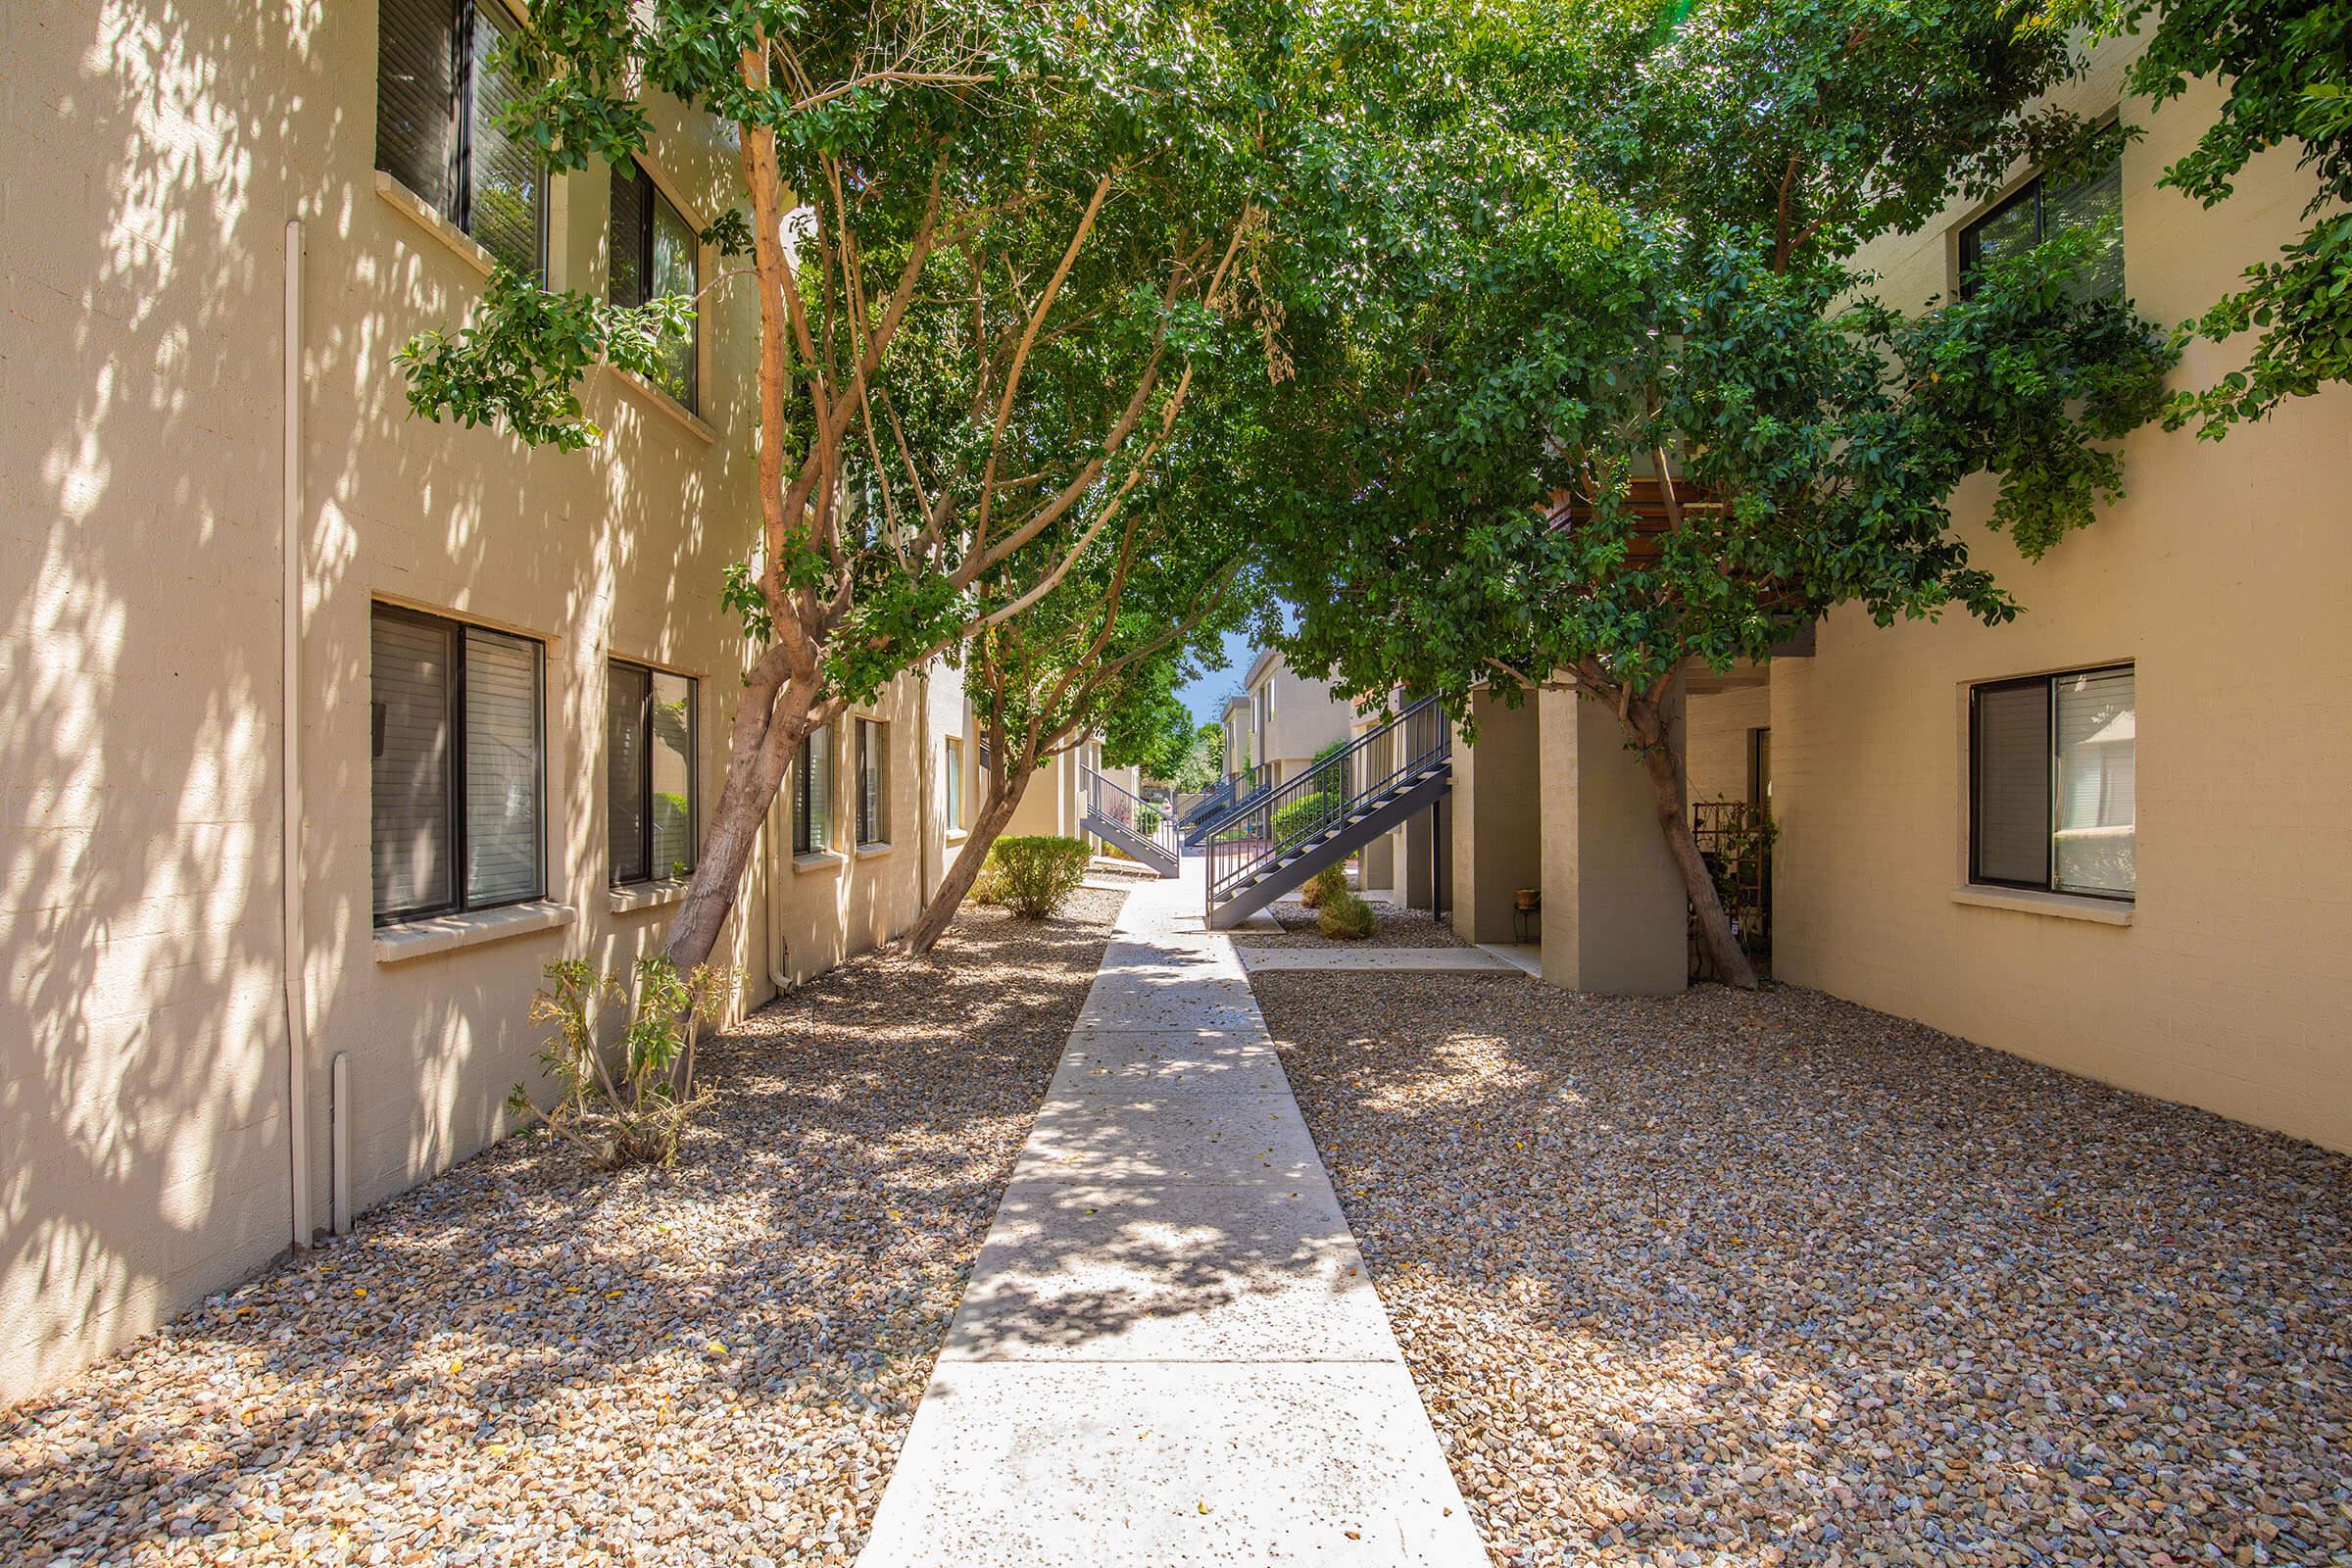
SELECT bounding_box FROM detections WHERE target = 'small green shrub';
[510,956,737,1168]
[1300,863,1347,910]
[1318,889,1376,940]
[991,835,1092,919]
[1271,790,1340,846]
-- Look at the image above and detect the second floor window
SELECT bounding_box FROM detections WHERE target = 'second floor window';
[609,159,701,409]
[375,0,546,274]
[608,662,698,886]
[794,726,832,857]
[1959,140,2124,303]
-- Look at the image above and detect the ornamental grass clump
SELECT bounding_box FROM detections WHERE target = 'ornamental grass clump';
[510,956,736,1169]
[1300,863,1348,910]
[990,835,1093,919]
[1318,888,1376,940]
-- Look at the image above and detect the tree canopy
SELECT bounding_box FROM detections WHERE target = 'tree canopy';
[1249,0,2177,982]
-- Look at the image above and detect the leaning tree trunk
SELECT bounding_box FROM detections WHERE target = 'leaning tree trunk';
[903,770,1035,955]
[662,666,819,972]
[1625,692,1759,990]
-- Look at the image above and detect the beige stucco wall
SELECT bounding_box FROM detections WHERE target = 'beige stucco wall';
[1244,652,1357,774]
[1447,694,1544,945]
[1686,682,1769,808]
[0,1,933,1401]
[1765,49,2352,1152]
[1537,686,1689,994]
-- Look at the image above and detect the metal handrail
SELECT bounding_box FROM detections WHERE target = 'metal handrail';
[1187,763,1274,843]
[1081,766,1181,863]
[1178,773,1236,828]
[1206,698,1450,908]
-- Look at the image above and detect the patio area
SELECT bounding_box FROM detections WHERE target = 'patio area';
[1254,971,2352,1566]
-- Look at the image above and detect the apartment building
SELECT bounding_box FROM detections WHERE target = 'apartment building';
[1237,649,1356,786]
[1434,36,2352,1152]
[0,1,976,1402]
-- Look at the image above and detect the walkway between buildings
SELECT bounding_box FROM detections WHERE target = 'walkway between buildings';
[858,857,1485,1566]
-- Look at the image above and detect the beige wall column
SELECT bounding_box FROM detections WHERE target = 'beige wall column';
[1401,808,1436,908]
[1538,685,1688,995]
[1447,694,1543,945]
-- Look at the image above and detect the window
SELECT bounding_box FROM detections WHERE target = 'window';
[375,0,547,274]
[944,736,965,830]
[1970,664,2135,900]
[370,604,546,924]
[793,725,832,857]
[608,159,700,408]
[608,661,697,885]
[858,719,889,846]
[1959,138,2124,302]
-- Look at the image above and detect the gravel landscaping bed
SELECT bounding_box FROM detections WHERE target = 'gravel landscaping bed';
[1,888,1126,1568]
[1227,898,1469,949]
[1254,973,2352,1568]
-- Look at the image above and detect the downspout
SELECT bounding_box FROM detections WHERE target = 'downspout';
[280,219,314,1250]
[763,809,792,997]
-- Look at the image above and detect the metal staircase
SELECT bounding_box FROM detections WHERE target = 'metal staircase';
[1205,698,1451,928]
[1181,763,1272,848]
[1079,767,1181,877]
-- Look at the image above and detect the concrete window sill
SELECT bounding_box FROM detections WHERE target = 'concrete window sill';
[375,171,495,277]
[793,850,847,876]
[609,879,690,914]
[602,364,717,444]
[945,827,969,845]
[1950,886,2133,926]
[373,900,578,963]
[857,841,895,861]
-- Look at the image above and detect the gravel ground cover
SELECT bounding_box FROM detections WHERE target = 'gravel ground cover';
[0,888,1127,1568]
[1228,897,1469,949]
[1253,973,2352,1568]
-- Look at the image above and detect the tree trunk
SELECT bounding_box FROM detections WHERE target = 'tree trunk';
[1626,695,1759,990]
[903,772,1033,955]
[662,671,817,973]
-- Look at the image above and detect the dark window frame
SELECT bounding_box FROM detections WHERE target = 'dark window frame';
[1957,128,2124,303]
[793,726,831,858]
[1967,662,2135,903]
[857,718,888,847]
[608,158,701,410]
[608,658,699,888]
[370,602,548,926]
[375,0,548,276]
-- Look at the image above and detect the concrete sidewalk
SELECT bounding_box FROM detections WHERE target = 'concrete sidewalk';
[858,862,1485,1567]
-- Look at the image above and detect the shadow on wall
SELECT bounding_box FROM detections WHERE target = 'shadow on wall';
[0,0,748,1396]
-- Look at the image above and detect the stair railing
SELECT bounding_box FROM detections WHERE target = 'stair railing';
[1178,772,1237,828]
[1081,766,1181,864]
[1206,697,1450,909]
[1186,762,1274,844]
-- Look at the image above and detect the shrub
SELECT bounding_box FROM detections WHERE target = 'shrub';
[1318,889,1375,940]
[1300,863,1347,910]
[510,956,737,1168]
[991,835,1092,919]
[1271,789,1340,847]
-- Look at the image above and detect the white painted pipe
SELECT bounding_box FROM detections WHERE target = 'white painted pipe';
[281,219,314,1250]
[330,1053,352,1235]
[763,811,792,996]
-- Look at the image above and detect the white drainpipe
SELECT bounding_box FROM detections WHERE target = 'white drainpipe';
[280,219,314,1250]
[763,810,792,996]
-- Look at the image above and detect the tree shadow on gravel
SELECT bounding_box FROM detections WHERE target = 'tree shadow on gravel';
[0,891,1128,1566]
[1253,970,2352,1567]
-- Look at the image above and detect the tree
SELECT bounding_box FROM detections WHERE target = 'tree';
[1169,720,1226,794]
[1253,0,2175,986]
[397,0,1281,970]
[902,475,1258,953]
[2055,0,2352,434]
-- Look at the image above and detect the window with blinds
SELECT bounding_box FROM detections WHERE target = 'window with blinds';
[371,605,546,923]
[1970,664,2135,900]
[608,660,698,885]
[374,0,546,275]
[794,726,832,857]
[858,719,889,846]
[1959,132,2125,303]
[944,736,964,830]
[608,160,700,408]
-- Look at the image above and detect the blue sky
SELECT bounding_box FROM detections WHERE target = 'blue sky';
[1176,627,1257,728]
